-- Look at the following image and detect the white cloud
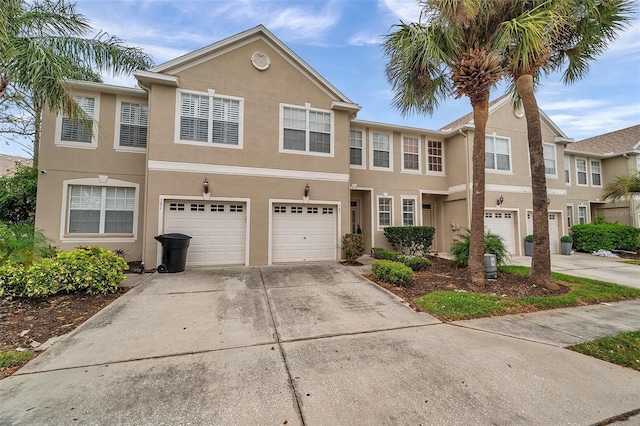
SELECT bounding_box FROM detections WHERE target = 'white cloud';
[266,4,341,40]
[549,103,640,140]
[349,32,382,46]
[539,99,607,111]
[380,0,422,22]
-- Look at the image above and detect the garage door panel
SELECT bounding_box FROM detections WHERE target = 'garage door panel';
[272,204,337,263]
[527,213,560,254]
[164,201,246,266]
[485,212,516,255]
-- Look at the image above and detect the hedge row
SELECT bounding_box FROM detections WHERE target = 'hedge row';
[0,246,128,299]
[571,224,640,252]
[371,247,431,271]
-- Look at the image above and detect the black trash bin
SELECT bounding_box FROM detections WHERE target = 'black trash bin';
[154,233,192,273]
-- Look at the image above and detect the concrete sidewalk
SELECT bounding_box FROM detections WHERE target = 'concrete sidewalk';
[1,264,639,425]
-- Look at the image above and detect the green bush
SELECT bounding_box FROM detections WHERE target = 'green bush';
[450,228,511,267]
[401,256,432,271]
[0,246,127,299]
[0,164,38,225]
[0,223,56,267]
[383,226,435,256]
[560,235,573,243]
[571,224,640,252]
[524,234,534,243]
[342,233,365,261]
[371,260,414,286]
[371,247,404,261]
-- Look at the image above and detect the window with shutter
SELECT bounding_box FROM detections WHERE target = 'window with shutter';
[59,95,97,145]
[177,90,243,147]
[119,101,148,148]
[68,185,135,234]
[281,104,333,155]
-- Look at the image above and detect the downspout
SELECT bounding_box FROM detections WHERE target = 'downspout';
[136,79,151,270]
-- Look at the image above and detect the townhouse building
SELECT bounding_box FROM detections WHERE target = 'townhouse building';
[34,25,640,269]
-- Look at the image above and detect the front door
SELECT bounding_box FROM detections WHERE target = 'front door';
[351,200,361,234]
[422,203,433,227]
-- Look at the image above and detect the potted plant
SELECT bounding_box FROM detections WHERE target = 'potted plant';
[560,235,573,255]
[524,235,533,256]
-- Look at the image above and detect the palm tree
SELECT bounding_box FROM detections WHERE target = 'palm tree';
[384,0,522,286]
[603,172,640,201]
[0,0,153,165]
[498,0,632,289]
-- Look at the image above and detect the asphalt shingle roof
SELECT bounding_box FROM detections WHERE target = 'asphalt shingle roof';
[566,125,640,155]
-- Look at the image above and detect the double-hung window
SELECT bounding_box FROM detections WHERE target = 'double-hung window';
[178,91,242,147]
[578,206,587,224]
[576,158,588,185]
[564,156,571,184]
[590,160,602,186]
[378,197,392,228]
[372,132,391,169]
[402,198,415,225]
[68,185,135,234]
[485,135,511,172]
[402,136,420,171]
[350,130,363,166]
[58,95,98,146]
[281,105,332,155]
[118,101,148,149]
[543,143,557,176]
[427,140,443,173]
[567,205,573,228]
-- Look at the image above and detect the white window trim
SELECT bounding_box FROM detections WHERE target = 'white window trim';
[54,92,100,149]
[59,177,139,242]
[576,157,588,187]
[370,131,393,172]
[543,142,557,178]
[401,135,421,174]
[349,128,366,170]
[425,139,445,176]
[400,195,418,226]
[114,96,148,153]
[577,204,588,224]
[175,88,244,150]
[485,134,513,174]
[278,102,334,157]
[564,155,571,185]
[377,195,394,229]
[590,159,603,187]
[566,204,574,228]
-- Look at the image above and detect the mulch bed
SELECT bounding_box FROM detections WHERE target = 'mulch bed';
[368,256,570,312]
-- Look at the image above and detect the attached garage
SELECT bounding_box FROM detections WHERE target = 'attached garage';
[527,212,560,254]
[484,211,516,255]
[271,204,338,263]
[163,201,247,265]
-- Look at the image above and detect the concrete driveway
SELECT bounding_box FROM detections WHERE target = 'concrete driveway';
[2,264,640,425]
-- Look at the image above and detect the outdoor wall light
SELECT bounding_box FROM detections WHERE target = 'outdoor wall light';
[547,197,551,206]
[496,195,504,206]
[304,183,310,197]
[203,178,209,194]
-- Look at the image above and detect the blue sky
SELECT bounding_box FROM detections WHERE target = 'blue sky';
[3,0,639,157]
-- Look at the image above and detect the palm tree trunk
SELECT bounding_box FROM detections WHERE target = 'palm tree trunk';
[516,74,559,290]
[469,94,489,287]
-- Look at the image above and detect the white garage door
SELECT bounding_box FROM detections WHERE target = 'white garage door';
[164,201,246,265]
[527,212,559,254]
[484,211,516,255]
[272,204,337,263]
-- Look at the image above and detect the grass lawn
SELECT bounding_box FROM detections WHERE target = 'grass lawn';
[621,260,640,266]
[415,266,640,321]
[569,331,640,371]
[0,349,33,376]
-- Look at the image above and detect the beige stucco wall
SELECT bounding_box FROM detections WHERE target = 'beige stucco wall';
[35,90,147,261]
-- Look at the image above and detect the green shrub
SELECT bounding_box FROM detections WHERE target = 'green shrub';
[383,226,435,256]
[524,234,534,243]
[57,246,127,294]
[591,214,608,225]
[0,164,38,225]
[401,256,432,271]
[450,228,511,267]
[371,247,404,261]
[0,246,127,299]
[560,235,573,243]
[342,233,365,261]
[371,260,414,286]
[0,223,55,267]
[571,224,640,252]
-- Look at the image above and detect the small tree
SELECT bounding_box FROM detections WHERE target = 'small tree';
[450,228,510,267]
[342,233,365,262]
[0,163,37,224]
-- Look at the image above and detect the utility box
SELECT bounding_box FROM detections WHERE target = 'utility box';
[484,253,497,279]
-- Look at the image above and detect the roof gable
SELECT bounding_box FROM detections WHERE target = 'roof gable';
[148,25,356,106]
[565,124,640,155]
